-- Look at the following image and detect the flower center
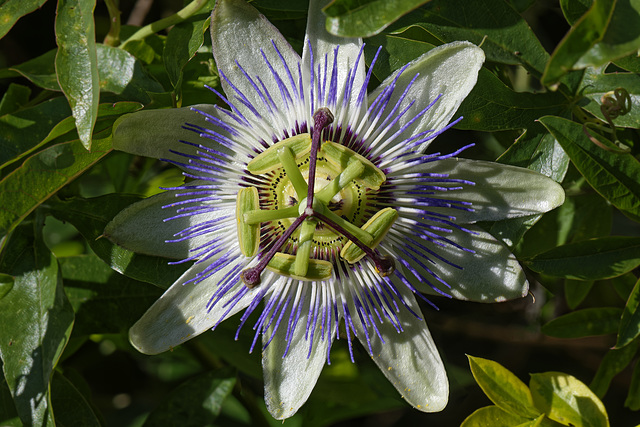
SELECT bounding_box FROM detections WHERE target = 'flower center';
[237,109,397,287]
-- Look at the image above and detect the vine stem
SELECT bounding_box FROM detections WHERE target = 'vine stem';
[120,0,210,46]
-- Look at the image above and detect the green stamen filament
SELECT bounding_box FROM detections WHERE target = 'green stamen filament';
[315,160,365,205]
[243,205,299,225]
[277,145,308,199]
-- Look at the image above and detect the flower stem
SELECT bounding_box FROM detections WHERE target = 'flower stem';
[120,0,209,46]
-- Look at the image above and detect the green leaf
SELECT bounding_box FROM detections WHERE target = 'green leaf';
[461,405,532,427]
[0,136,111,241]
[396,0,549,76]
[540,115,640,222]
[164,14,210,89]
[617,277,640,347]
[50,371,101,427]
[530,372,610,427]
[0,273,13,299]
[55,0,99,150]
[579,68,640,128]
[0,372,21,427]
[542,307,623,338]
[0,220,75,427]
[626,357,640,410]
[96,45,164,103]
[60,254,163,336]
[48,195,189,288]
[542,0,616,85]
[0,0,47,39]
[0,97,72,169]
[1,49,59,91]
[560,0,593,25]
[365,31,436,81]
[525,236,640,280]
[456,69,568,131]
[590,341,639,398]
[0,83,31,115]
[324,0,432,38]
[468,355,541,419]
[489,128,570,248]
[565,279,595,309]
[143,368,236,426]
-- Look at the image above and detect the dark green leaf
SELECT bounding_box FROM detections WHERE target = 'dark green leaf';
[50,371,101,427]
[164,14,210,89]
[396,0,549,76]
[542,307,623,338]
[0,136,111,240]
[60,254,162,336]
[468,355,541,419]
[590,341,639,398]
[565,279,595,309]
[539,115,640,222]
[0,220,75,427]
[0,273,14,299]
[0,0,47,39]
[530,372,610,427]
[2,49,59,91]
[614,52,640,73]
[542,0,616,85]
[324,0,431,38]
[626,357,640,410]
[560,0,593,25]
[579,68,640,128]
[0,83,31,115]
[457,69,568,131]
[365,31,436,81]
[526,236,640,280]
[461,405,531,427]
[143,368,236,426]
[0,97,71,170]
[55,0,99,149]
[611,272,638,300]
[617,277,640,347]
[0,372,21,427]
[48,195,188,288]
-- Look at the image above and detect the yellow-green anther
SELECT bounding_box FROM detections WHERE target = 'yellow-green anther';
[340,208,398,263]
[321,141,386,190]
[247,133,312,174]
[267,252,332,281]
[243,205,299,225]
[277,145,308,199]
[294,218,316,277]
[315,160,365,205]
[236,187,260,257]
[322,208,374,246]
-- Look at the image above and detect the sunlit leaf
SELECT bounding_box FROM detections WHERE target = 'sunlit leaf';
[0,136,111,241]
[324,0,431,37]
[468,355,541,419]
[626,358,640,410]
[55,0,99,150]
[539,115,640,222]
[542,307,623,338]
[0,220,75,426]
[461,405,532,427]
[579,68,640,128]
[617,277,640,348]
[530,372,610,427]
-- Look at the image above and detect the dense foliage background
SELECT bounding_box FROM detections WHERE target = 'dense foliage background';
[1,0,640,425]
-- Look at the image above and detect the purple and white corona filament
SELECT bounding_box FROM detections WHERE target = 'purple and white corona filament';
[106,0,565,419]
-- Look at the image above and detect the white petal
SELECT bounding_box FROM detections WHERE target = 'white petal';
[104,183,234,259]
[112,105,218,164]
[368,41,484,152]
[302,0,366,110]
[129,259,258,354]
[211,0,302,128]
[397,225,528,302]
[410,158,566,223]
[353,285,448,412]
[263,286,332,419]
